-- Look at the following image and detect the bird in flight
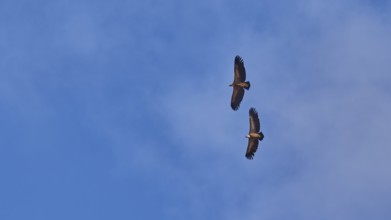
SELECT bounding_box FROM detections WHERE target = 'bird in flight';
[245,107,264,160]
[229,55,250,111]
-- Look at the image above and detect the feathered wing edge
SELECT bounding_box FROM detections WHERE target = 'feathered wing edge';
[231,87,244,111]
[249,107,260,132]
[245,139,259,160]
[234,55,246,83]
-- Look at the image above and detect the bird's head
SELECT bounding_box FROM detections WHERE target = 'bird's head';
[229,83,233,87]
[245,134,250,138]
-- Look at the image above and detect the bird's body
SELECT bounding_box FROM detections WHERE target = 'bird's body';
[230,56,250,111]
[246,132,264,139]
[245,108,264,160]
[235,82,251,89]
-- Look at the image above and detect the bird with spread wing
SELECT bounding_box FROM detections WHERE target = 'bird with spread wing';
[245,107,264,159]
[229,56,250,111]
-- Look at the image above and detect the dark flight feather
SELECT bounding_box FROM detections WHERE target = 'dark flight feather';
[249,107,260,133]
[231,87,244,111]
[245,139,259,160]
[234,56,246,83]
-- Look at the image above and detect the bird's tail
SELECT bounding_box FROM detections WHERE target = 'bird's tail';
[244,81,251,90]
[259,132,264,141]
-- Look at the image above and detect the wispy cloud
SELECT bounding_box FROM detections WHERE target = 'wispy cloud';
[153,1,391,219]
[1,0,390,219]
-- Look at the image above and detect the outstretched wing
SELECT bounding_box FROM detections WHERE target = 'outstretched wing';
[249,107,260,132]
[231,87,244,111]
[245,139,259,160]
[234,56,246,83]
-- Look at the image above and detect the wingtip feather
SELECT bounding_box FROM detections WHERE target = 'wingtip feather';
[235,55,243,63]
[245,154,254,160]
[249,107,257,115]
[231,104,240,111]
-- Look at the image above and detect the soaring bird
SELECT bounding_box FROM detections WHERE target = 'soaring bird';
[245,107,264,160]
[229,55,250,111]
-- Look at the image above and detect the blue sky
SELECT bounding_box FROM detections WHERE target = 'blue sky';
[1,0,391,219]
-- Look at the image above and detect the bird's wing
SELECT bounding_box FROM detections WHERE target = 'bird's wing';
[249,107,260,132]
[231,87,244,111]
[234,56,246,83]
[245,139,259,160]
